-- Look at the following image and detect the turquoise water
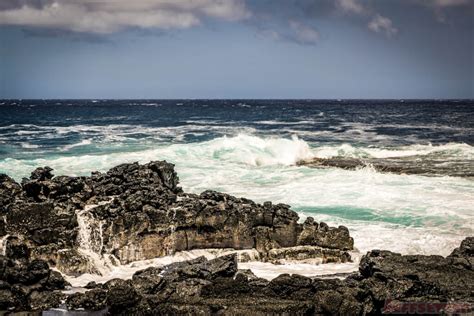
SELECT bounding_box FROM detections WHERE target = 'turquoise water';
[1,100,473,256]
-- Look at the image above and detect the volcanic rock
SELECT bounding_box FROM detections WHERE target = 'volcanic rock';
[65,237,473,315]
[0,240,69,312]
[1,161,354,274]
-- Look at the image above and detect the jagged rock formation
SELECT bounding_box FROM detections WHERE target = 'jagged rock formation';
[0,237,69,312]
[0,237,472,314]
[0,161,353,276]
[66,237,474,315]
[0,163,472,314]
[297,155,474,177]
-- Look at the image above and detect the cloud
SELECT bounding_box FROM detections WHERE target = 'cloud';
[0,0,251,34]
[1,0,468,41]
[334,0,399,37]
[417,0,473,23]
[368,14,398,37]
[289,20,320,45]
[335,0,367,15]
[256,20,319,46]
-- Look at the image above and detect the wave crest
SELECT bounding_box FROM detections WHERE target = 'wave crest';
[313,142,474,159]
[199,134,314,166]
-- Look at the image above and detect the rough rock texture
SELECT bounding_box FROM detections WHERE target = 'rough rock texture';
[297,156,474,178]
[0,161,353,274]
[357,240,474,314]
[93,189,352,265]
[0,163,472,314]
[66,238,474,315]
[448,236,474,259]
[0,239,69,312]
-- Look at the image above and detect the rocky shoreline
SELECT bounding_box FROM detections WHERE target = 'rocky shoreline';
[0,161,473,314]
[297,155,474,178]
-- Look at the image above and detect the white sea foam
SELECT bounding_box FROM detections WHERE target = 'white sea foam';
[200,134,314,166]
[20,143,40,149]
[65,248,360,287]
[60,139,93,151]
[312,142,474,159]
[255,120,319,125]
[1,134,473,261]
[0,234,10,256]
[239,260,359,280]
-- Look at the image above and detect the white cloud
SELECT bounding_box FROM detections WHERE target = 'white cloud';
[368,14,398,37]
[256,21,319,46]
[0,0,251,33]
[334,0,400,37]
[335,0,367,15]
[289,20,320,45]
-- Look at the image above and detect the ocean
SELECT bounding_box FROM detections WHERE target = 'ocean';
[1,99,473,266]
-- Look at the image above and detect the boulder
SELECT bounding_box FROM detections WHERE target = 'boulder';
[297,217,354,250]
[29,167,54,181]
[104,279,140,314]
[66,288,107,311]
[0,241,69,312]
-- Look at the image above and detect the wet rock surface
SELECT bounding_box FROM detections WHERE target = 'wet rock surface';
[0,161,353,274]
[66,238,473,315]
[0,162,472,314]
[297,155,474,178]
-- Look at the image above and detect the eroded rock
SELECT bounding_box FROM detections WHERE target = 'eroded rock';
[297,155,474,178]
[65,238,474,315]
[1,161,355,271]
[0,240,69,312]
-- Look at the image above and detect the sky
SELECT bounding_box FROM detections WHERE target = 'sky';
[0,0,473,99]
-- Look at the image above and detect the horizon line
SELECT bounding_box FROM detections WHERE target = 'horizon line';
[1,98,473,101]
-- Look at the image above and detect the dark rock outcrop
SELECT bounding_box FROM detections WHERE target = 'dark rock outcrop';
[0,161,354,275]
[358,246,474,313]
[66,288,107,311]
[0,239,69,312]
[297,156,474,178]
[0,162,472,314]
[66,237,473,315]
[93,189,352,265]
[448,236,474,259]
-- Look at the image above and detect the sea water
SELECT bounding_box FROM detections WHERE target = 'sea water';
[1,99,473,283]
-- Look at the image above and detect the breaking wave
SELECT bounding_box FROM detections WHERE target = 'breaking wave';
[0,134,473,258]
